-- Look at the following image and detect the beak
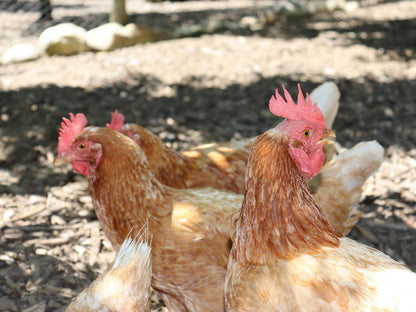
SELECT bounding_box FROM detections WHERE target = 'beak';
[53,155,70,166]
[318,129,336,145]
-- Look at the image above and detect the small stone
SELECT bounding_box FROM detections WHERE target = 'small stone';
[86,23,161,52]
[35,248,47,255]
[0,297,18,312]
[74,245,86,255]
[2,43,41,64]
[51,215,66,225]
[79,195,92,204]
[86,23,125,51]
[0,254,14,265]
[384,108,394,117]
[39,23,88,56]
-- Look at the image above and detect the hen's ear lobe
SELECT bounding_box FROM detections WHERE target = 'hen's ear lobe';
[92,143,102,152]
[291,140,303,149]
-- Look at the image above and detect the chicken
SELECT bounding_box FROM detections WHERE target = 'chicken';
[106,82,339,195]
[65,227,152,312]
[225,85,416,312]
[53,85,381,310]
[55,113,241,312]
[107,82,383,236]
[107,109,250,193]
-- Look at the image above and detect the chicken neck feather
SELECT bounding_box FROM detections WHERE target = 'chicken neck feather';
[232,129,340,265]
[77,128,172,250]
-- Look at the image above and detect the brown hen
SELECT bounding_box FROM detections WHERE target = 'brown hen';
[225,85,415,312]
[106,82,338,195]
[55,115,241,311]
[54,85,381,311]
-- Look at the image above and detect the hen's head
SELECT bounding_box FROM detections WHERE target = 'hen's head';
[55,113,103,176]
[107,110,141,145]
[270,84,335,179]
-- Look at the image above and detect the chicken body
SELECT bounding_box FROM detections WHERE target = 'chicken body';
[57,126,242,312]
[108,82,339,195]
[227,238,415,312]
[109,82,383,236]
[65,230,152,312]
[226,127,415,312]
[114,118,385,236]
[109,115,251,194]
[55,78,381,311]
[56,121,384,312]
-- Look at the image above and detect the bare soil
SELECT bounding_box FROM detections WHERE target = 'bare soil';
[0,1,415,311]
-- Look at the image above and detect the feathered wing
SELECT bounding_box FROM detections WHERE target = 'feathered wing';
[227,237,416,312]
[172,187,243,238]
[142,188,242,312]
[65,229,152,312]
[287,237,416,312]
[59,127,242,312]
[312,141,384,235]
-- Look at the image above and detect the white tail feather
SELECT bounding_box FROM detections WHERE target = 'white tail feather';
[315,140,384,235]
[114,224,151,270]
[310,81,340,129]
[65,225,152,312]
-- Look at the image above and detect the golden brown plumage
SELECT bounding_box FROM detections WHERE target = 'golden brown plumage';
[225,127,415,312]
[65,228,152,312]
[231,132,340,265]
[54,79,382,311]
[110,128,384,236]
[108,82,383,236]
[55,114,379,311]
[110,120,251,193]
[56,124,242,312]
[107,82,337,195]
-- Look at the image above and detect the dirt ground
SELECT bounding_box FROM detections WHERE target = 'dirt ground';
[0,0,415,311]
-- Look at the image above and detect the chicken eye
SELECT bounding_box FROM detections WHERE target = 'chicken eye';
[78,143,87,150]
[302,130,311,138]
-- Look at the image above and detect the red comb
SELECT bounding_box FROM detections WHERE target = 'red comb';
[57,113,88,154]
[106,110,125,131]
[269,84,326,128]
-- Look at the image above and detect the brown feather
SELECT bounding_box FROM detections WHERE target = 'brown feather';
[65,231,152,312]
[73,127,241,312]
[122,124,249,193]
[226,130,415,312]
[232,130,340,265]
[119,123,380,238]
